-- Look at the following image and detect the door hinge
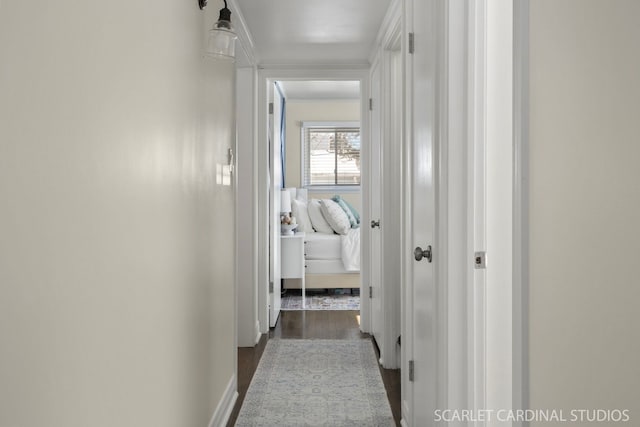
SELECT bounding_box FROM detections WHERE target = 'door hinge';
[408,32,415,54]
[369,286,373,299]
[268,102,274,114]
[408,360,415,381]
[269,281,274,293]
[474,251,486,269]
[369,98,373,111]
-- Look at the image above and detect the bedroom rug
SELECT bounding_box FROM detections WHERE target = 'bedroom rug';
[235,339,395,427]
[280,293,360,311]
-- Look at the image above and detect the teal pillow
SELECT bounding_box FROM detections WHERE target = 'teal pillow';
[332,195,360,228]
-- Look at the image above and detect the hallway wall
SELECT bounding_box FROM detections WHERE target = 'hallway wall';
[529,0,640,423]
[0,1,236,426]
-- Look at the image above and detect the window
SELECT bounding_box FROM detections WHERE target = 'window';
[302,121,360,188]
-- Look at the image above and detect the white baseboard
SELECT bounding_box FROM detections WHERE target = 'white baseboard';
[401,401,410,427]
[255,321,261,345]
[208,375,238,427]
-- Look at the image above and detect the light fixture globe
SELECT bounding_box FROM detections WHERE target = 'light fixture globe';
[205,2,237,59]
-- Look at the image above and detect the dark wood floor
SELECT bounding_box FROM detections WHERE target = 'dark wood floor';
[226,310,401,426]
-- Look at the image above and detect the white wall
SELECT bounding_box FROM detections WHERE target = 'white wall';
[0,1,236,426]
[284,100,362,211]
[529,0,640,423]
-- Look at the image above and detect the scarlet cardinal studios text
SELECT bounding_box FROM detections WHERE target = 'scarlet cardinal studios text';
[434,409,631,423]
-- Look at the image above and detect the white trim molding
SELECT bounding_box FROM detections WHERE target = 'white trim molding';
[468,0,488,423]
[236,65,260,347]
[512,0,530,422]
[208,375,238,427]
[227,0,258,65]
[255,321,262,345]
[369,0,402,64]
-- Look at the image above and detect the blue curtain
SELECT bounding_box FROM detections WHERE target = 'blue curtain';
[276,83,286,188]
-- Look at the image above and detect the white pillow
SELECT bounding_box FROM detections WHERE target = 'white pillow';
[308,199,335,234]
[319,199,351,235]
[291,199,315,233]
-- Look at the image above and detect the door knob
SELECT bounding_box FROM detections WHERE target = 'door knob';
[414,245,432,262]
[371,220,380,229]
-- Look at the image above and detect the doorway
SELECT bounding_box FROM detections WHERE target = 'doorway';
[254,70,371,336]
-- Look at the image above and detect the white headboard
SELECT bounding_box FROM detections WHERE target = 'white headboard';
[284,187,308,203]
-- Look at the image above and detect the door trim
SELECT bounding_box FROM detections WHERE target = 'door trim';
[256,68,371,334]
[400,0,528,423]
[512,0,530,420]
[367,57,383,345]
[468,0,487,421]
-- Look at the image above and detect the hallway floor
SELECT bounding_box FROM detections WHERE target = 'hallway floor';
[227,310,401,426]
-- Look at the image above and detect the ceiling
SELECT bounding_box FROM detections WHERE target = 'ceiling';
[277,80,360,100]
[233,0,392,66]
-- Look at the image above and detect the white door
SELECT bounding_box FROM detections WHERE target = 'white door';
[403,0,439,424]
[380,44,403,370]
[269,86,283,327]
[369,61,383,351]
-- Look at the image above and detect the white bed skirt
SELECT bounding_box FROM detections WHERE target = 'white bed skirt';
[306,259,356,274]
[284,273,360,289]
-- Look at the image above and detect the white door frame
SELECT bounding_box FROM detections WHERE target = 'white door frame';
[464,1,531,423]
[467,0,487,420]
[235,65,261,347]
[368,58,383,347]
[256,68,371,334]
[381,8,403,370]
[401,0,529,424]
[367,0,404,371]
[268,83,283,328]
[230,0,261,346]
[512,0,530,419]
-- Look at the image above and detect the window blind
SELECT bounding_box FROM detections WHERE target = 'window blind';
[303,126,361,187]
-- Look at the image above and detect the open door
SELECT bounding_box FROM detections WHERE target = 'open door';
[268,84,284,327]
[403,0,440,424]
[369,60,383,351]
[369,25,403,370]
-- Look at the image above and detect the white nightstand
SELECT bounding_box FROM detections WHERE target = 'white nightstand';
[281,232,306,308]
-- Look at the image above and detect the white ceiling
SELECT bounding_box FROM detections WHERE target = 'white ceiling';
[277,80,360,100]
[233,0,392,66]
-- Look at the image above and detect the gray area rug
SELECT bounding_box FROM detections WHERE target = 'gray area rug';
[280,294,360,311]
[235,339,395,426]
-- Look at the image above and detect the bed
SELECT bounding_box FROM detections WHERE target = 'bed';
[282,188,361,290]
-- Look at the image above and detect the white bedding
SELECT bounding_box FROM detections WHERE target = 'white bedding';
[303,229,360,272]
[304,233,342,259]
[341,228,360,272]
